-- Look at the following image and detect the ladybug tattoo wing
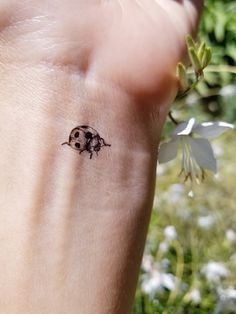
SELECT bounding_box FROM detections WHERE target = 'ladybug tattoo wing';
[62,125,111,159]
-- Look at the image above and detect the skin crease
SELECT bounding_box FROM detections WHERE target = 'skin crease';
[0,1,203,313]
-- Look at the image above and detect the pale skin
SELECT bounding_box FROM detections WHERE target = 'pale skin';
[0,1,203,313]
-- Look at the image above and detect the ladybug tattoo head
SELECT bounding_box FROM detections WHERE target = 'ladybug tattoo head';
[61,125,111,159]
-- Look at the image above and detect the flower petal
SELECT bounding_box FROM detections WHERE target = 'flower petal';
[173,118,196,136]
[158,139,178,163]
[193,121,235,139]
[188,137,217,173]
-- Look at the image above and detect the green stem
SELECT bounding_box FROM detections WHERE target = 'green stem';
[163,240,184,314]
[205,65,236,75]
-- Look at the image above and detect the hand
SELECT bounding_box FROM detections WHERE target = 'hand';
[0,1,203,313]
[2,0,202,110]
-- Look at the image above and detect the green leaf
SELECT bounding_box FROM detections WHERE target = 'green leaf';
[201,48,212,68]
[186,35,196,49]
[176,63,188,91]
[188,47,202,73]
[198,42,206,62]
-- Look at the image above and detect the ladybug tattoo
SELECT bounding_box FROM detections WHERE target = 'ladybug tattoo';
[62,125,111,159]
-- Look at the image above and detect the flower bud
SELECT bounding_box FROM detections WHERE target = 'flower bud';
[188,47,202,74]
[201,47,212,69]
[176,63,188,91]
[197,42,206,62]
[186,35,196,49]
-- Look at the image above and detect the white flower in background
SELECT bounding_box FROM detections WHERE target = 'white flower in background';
[164,225,177,241]
[166,183,185,203]
[141,270,162,296]
[198,214,215,230]
[188,288,202,304]
[141,255,154,273]
[214,287,236,314]
[158,118,234,182]
[158,241,169,253]
[161,273,177,291]
[141,268,177,297]
[201,261,230,284]
[218,287,236,300]
[141,257,177,297]
[226,229,236,244]
[219,84,236,97]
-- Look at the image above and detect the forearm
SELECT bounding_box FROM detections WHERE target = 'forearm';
[0,64,163,313]
[0,0,204,311]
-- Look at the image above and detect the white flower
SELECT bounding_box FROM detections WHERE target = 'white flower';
[164,225,177,241]
[141,255,154,273]
[188,288,202,304]
[166,183,185,203]
[226,229,236,244]
[141,270,162,296]
[158,118,234,182]
[141,268,177,297]
[214,288,236,314]
[158,241,169,253]
[161,273,177,291]
[198,214,215,230]
[219,84,236,97]
[218,287,236,301]
[201,261,230,284]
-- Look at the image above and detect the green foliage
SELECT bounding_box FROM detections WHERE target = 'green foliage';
[200,0,236,65]
[195,0,236,122]
[171,0,236,124]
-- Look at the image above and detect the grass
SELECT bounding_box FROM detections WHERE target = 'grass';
[133,133,236,314]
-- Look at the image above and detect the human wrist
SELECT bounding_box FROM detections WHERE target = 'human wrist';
[0,64,162,313]
[0,64,162,211]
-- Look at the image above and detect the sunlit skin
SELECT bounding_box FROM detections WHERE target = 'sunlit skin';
[0,1,202,313]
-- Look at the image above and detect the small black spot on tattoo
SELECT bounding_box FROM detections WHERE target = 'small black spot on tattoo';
[85,131,92,139]
[61,125,111,159]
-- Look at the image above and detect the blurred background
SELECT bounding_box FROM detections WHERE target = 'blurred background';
[133,0,236,313]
